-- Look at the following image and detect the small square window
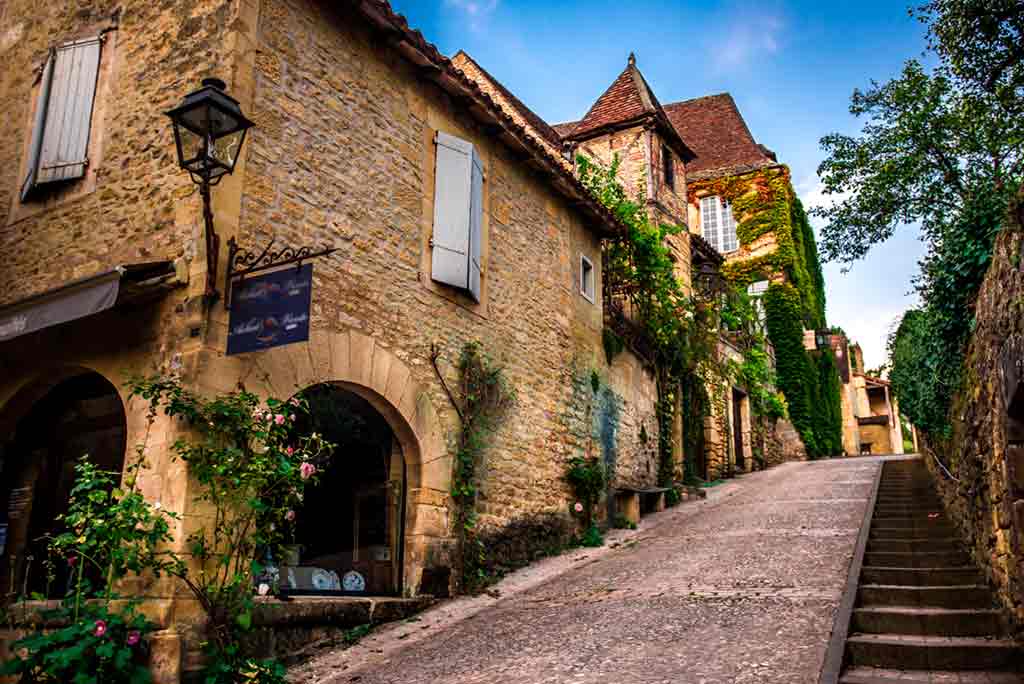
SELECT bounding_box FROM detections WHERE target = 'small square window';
[580,254,595,303]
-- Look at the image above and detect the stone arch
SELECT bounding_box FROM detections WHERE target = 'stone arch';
[211,329,452,595]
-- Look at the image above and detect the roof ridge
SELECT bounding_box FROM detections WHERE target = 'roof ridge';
[451,50,563,146]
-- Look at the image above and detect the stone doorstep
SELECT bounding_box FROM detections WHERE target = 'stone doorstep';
[251,596,435,628]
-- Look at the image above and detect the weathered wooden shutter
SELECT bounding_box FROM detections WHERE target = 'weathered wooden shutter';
[431,131,473,291]
[467,147,484,302]
[20,50,55,201]
[35,36,102,186]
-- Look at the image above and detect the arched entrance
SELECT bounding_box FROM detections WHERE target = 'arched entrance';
[0,371,127,599]
[279,383,405,596]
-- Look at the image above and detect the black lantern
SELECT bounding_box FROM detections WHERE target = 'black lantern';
[695,262,727,301]
[166,77,253,184]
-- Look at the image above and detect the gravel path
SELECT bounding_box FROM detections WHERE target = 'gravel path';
[292,457,881,684]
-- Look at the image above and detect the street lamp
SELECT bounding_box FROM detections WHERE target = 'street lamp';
[166,77,254,299]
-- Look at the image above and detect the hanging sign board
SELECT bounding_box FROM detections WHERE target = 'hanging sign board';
[226,264,312,355]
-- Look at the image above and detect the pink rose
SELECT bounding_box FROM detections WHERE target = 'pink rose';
[573,502,584,513]
[126,631,141,646]
[286,446,294,456]
[67,555,78,567]
[299,462,316,480]
[275,414,285,425]
[285,510,296,522]
[94,620,107,637]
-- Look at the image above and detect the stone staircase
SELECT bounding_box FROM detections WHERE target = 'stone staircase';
[839,459,1023,683]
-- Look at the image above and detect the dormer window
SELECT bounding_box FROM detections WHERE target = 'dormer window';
[662,144,674,190]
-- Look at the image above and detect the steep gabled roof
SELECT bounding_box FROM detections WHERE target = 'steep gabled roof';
[565,54,693,160]
[551,121,579,137]
[662,94,775,178]
[451,50,563,148]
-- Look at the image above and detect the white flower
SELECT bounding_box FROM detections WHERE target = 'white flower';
[153,502,162,510]
[257,583,270,596]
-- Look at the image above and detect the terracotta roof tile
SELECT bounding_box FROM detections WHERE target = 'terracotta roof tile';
[568,54,660,139]
[452,51,563,147]
[662,94,774,177]
[551,121,579,137]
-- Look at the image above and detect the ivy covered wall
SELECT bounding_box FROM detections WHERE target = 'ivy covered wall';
[691,165,840,456]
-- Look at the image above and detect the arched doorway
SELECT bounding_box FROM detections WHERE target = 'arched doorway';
[279,383,405,596]
[0,372,127,599]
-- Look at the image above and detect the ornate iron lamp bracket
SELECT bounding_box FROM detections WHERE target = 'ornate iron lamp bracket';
[224,237,336,309]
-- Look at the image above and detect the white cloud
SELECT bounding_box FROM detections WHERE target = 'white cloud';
[797,175,849,216]
[710,10,784,72]
[444,0,498,30]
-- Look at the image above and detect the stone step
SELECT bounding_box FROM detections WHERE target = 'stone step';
[870,525,956,538]
[858,584,992,609]
[860,566,983,586]
[864,550,971,568]
[846,633,1021,670]
[852,606,1003,636]
[840,667,1024,683]
[866,538,960,553]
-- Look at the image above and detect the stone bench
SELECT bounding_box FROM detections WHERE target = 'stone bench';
[614,486,670,525]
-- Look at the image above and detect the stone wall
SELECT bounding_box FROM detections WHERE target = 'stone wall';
[229,0,662,587]
[923,189,1024,632]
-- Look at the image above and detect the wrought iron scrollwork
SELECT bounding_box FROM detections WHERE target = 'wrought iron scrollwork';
[224,237,336,308]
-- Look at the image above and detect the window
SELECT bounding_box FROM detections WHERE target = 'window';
[431,131,484,302]
[747,279,769,330]
[700,195,738,253]
[580,254,595,303]
[662,144,674,190]
[21,36,103,202]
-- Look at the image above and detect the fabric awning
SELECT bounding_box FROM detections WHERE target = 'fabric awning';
[0,262,179,343]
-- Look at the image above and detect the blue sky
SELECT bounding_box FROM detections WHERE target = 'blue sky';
[391,0,931,368]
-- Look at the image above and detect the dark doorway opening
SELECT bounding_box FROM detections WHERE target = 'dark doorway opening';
[0,372,126,600]
[732,389,745,473]
[280,384,405,597]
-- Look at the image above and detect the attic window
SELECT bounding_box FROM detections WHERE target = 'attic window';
[662,144,674,190]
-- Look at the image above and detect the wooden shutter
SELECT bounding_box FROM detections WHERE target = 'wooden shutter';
[20,50,55,201]
[36,36,102,186]
[468,147,484,302]
[431,131,473,290]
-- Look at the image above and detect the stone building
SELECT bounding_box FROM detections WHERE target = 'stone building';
[831,337,907,455]
[458,52,815,476]
[0,0,672,679]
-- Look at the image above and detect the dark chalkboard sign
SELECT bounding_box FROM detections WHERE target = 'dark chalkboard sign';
[227,264,313,355]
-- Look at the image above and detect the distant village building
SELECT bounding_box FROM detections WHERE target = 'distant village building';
[830,337,908,455]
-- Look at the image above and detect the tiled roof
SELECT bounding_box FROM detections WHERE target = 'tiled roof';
[568,54,663,139]
[551,121,579,138]
[351,1,626,238]
[662,94,775,177]
[566,54,693,160]
[451,51,563,147]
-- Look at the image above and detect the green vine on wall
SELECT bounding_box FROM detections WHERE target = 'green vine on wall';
[430,342,516,594]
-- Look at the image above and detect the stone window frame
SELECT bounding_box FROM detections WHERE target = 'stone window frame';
[579,253,595,303]
[699,195,739,254]
[661,143,674,190]
[7,25,118,226]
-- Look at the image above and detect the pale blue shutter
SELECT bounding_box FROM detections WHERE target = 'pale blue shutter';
[36,36,102,186]
[432,131,473,290]
[468,148,484,302]
[20,50,55,201]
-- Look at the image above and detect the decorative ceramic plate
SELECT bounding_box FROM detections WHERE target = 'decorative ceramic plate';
[342,570,366,592]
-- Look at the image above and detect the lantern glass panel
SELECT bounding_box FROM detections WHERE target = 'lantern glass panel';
[176,123,204,169]
[209,128,246,170]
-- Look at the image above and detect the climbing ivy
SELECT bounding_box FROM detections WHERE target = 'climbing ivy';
[430,342,516,593]
[764,283,819,456]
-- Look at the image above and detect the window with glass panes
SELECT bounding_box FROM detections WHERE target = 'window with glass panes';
[700,196,738,253]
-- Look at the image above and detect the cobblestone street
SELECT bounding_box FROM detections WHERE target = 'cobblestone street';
[294,458,880,684]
